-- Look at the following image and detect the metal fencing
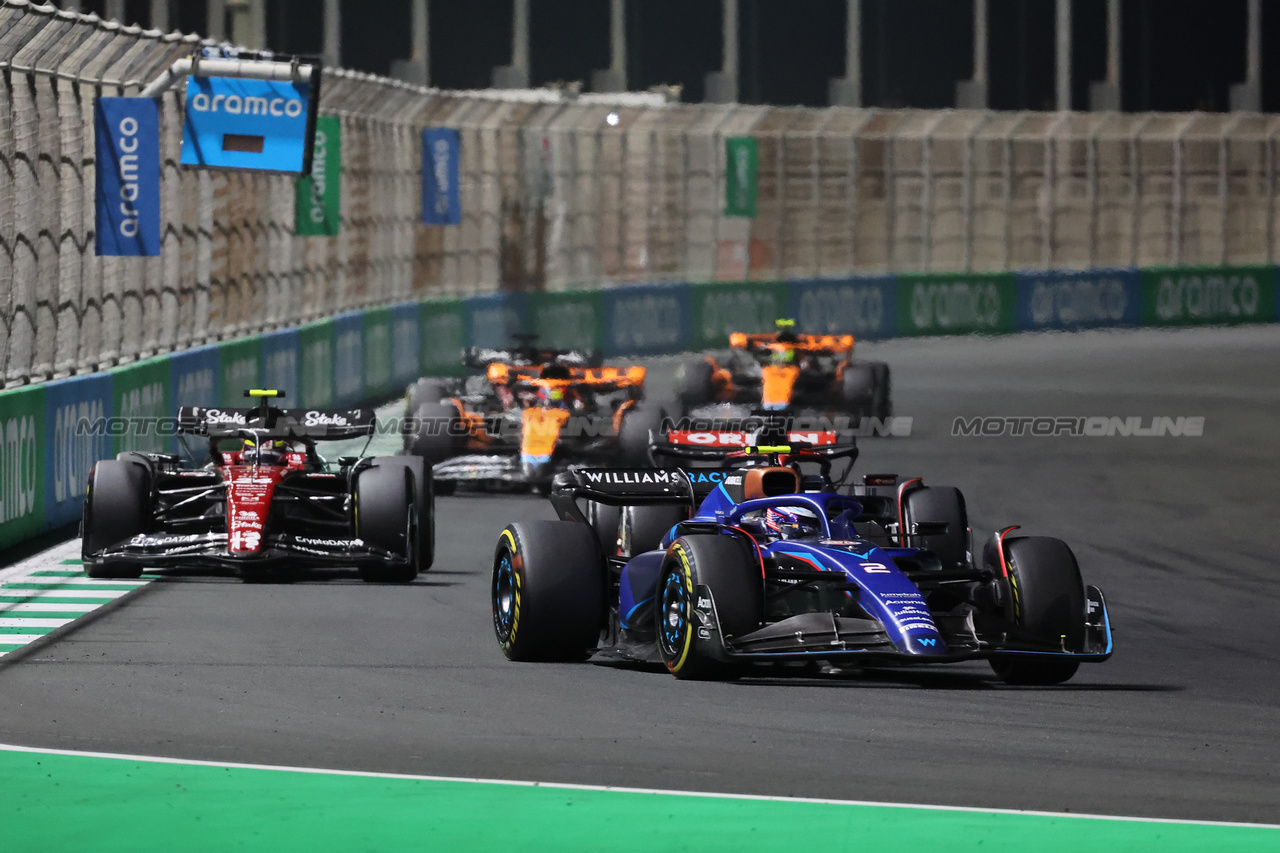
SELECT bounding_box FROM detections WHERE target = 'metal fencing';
[3,0,1279,387]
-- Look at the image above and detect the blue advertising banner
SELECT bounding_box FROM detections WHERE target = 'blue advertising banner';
[333,312,365,406]
[601,283,692,356]
[389,303,422,388]
[261,329,301,399]
[1014,268,1141,331]
[181,76,312,173]
[43,373,113,528]
[467,293,526,350]
[95,97,161,257]
[789,276,897,340]
[422,128,461,225]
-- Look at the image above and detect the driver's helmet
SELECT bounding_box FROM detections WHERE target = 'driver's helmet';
[775,318,799,345]
[536,384,567,408]
[242,438,288,466]
[770,347,796,366]
[764,505,820,540]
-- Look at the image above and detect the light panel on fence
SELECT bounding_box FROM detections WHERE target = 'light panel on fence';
[95,97,161,257]
[181,76,312,173]
[422,128,461,225]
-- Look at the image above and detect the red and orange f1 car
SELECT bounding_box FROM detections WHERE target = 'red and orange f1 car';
[674,320,891,423]
[404,340,663,492]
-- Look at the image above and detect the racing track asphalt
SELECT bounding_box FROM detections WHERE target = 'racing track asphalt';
[0,326,1277,824]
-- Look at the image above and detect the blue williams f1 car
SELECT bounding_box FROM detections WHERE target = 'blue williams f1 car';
[490,441,1112,684]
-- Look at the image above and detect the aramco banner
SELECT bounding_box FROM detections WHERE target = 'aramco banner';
[181,75,312,173]
[295,115,341,236]
[724,137,758,218]
[422,128,461,226]
[94,97,160,257]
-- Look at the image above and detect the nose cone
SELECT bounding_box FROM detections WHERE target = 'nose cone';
[521,454,552,480]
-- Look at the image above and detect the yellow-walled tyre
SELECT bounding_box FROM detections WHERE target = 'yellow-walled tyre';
[492,521,603,662]
[655,534,761,680]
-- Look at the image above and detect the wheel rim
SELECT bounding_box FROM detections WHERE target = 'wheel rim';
[493,553,516,642]
[657,567,689,662]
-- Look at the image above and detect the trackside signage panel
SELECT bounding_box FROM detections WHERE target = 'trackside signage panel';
[422,128,461,225]
[181,76,311,173]
[295,115,341,236]
[95,97,161,257]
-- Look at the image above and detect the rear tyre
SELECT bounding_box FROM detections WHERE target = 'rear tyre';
[674,357,714,413]
[621,504,686,556]
[395,455,435,570]
[988,536,1086,685]
[868,361,892,422]
[841,363,876,420]
[408,401,463,469]
[656,534,761,680]
[617,403,663,467]
[492,521,604,661]
[900,485,969,572]
[354,460,419,583]
[82,460,149,579]
[585,501,622,556]
[405,378,452,420]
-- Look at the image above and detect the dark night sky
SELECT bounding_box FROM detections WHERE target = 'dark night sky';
[80,0,1280,111]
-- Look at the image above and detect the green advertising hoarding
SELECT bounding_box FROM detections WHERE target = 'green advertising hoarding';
[690,280,790,351]
[295,115,341,237]
[111,357,172,456]
[0,385,46,552]
[419,300,468,377]
[1140,265,1277,327]
[217,337,263,405]
[529,291,603,353]
[363,307,394,398]
[897,273,1017,336]
[725,137,758,218]
[298,320,336,408]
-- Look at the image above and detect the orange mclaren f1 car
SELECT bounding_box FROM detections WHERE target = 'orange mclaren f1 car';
[403,339,663,492]
[674,320,891,423]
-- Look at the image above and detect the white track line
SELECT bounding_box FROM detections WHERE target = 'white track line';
[0,603,99,613]
[0,744,1275,831]
[0,618,74,628]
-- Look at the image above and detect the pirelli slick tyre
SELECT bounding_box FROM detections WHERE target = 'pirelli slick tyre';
[617,403,663,467]
[988,536,1086,686]
[82,460,149,579]
[674,357,715,412]
[656,534,762,680]
[585,501,622,556]
[395,455,435,570]
[408,401,463,468]
[405,378,452,421]
[868,361,892,421]
[900,485,969,573]
[354,460,420,583]
[492,521,604,662]
[621,504,686,557]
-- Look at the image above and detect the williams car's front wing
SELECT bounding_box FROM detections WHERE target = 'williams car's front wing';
[688,584,1114,665]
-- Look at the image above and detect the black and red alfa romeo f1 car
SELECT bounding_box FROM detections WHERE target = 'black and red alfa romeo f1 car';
[81,390,433,583]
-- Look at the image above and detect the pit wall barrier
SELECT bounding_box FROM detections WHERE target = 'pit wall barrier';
[1,263,1277,552]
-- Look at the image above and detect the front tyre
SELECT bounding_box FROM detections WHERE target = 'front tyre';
[656,534,761,680]
[82,460,149,579]
[354,460,419,583]
[492,521,604,662]
[988,536,1086,685]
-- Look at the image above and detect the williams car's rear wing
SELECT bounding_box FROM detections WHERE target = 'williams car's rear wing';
[550,468,694,524]
[177,406,377,440]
